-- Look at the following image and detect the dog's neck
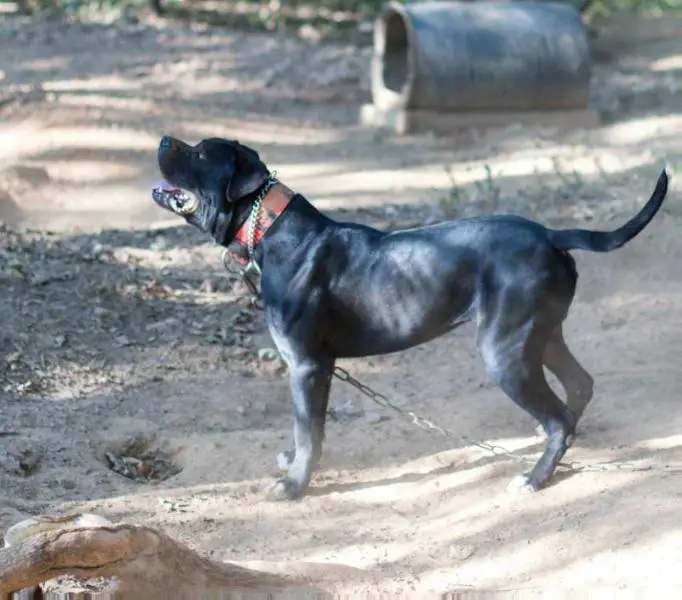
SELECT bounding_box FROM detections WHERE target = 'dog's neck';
[225,181,296,266]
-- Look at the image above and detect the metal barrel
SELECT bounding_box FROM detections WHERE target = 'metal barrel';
[371,1,592,112]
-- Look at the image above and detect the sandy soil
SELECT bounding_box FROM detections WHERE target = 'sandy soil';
[2,10,682,597]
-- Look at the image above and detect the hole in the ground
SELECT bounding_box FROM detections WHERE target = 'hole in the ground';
[99,434,182,483]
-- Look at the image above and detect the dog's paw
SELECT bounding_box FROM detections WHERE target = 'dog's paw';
[276,450,295,472]
[267,476,304,501]
[507,474,538,494]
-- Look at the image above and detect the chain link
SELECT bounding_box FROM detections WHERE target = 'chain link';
[245,170,277,277]
[246,195,263,274]
[221,172,278,310]
[221,222,682,476]
[221,250,263,310]
[331,366,682,474]
[333,366,535,465]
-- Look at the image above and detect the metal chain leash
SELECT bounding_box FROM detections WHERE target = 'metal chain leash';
[221,172,278,311]
[221,236,682,476]
[245,170,278,277]
[332,366,682,474]
[331,366,538,465]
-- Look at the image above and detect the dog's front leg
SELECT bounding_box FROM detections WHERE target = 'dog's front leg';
[271,359,334,501]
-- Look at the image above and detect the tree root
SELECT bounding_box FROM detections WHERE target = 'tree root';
[1,513,375,599]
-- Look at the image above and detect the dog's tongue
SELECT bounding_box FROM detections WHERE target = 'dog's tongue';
[152,180,179,193]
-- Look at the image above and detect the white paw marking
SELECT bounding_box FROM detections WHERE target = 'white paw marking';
[507,474,535,494]
[267,479,292,501]
[276,452,292,472]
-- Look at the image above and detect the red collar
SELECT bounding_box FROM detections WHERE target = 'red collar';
[227,182,295,266]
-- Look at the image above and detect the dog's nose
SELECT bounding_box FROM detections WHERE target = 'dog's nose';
[159,135,174,150]
[158,136,179,174]
[158,136,177,158]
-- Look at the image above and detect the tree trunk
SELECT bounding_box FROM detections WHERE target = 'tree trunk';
[148,0,164,16]
[15,0,33,15]
[0,519,374,599]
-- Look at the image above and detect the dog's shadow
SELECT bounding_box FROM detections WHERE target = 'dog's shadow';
[305,439,580,497]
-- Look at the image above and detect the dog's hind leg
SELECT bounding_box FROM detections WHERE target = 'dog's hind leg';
[271,358,334,501]
[478,311,576,492]
[543,325,594,425]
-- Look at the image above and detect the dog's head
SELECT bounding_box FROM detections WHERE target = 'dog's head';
[152,136,271,243]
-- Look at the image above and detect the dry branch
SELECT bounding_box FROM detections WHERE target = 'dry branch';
[0,516,374,599]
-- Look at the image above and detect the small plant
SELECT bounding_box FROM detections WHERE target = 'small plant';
[438,164,467,218]
[439,163,505,218]
[551,157,585,193]
[473,164,502,211]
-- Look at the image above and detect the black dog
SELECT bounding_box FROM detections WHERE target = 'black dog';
[152,135,669,500]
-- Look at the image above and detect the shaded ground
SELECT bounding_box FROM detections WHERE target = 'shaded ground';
[1,10,682,597]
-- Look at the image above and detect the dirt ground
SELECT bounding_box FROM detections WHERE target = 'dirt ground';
[2,9,682,597]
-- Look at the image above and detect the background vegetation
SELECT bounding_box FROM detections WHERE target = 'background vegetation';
[4,0,682,37]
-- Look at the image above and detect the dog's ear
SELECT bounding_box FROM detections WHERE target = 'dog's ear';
[226,142,270,202]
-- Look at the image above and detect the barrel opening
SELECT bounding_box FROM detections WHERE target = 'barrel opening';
[382,10,410,95]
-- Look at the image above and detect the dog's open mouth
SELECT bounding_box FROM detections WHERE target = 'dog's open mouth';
[152,181,199,216]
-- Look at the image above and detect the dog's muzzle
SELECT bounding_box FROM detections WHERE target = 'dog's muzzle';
[152,181,199,216]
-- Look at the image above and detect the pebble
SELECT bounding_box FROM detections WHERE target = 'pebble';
[364,411,385,424]
[330,400,363,421]
[150,236,168,251]
[449,544,475,561]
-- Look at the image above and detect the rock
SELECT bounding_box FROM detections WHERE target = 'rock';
[150,236,168,251]
[364,411,385,425]
[328,400,363,422]
[449,543,475,561]
[114,335,132,348]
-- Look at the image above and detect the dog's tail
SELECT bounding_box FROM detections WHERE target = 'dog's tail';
[547,169,669,253]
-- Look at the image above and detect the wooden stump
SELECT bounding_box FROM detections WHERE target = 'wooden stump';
[1,514,375,599]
